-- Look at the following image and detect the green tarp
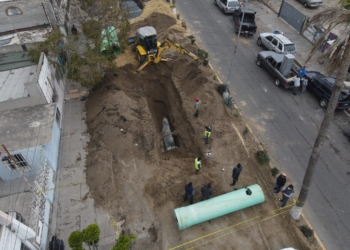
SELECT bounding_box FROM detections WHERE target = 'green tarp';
[100,26,121,56]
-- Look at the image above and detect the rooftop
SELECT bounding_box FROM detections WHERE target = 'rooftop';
[0,0,49,34]
[0,103,55,152]
[0,51,36,71]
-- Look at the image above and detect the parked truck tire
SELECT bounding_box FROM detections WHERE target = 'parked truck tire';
[257,37,262,46]
[256,59,262,66]
[320,98,328,108]
[274,78,281,87]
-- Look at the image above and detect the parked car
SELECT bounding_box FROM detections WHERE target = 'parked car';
[214,0,240,14]
[257,32,296,55]
[305,71,350,109]
[256,51,299,88]
[296,0,322,8]
[233,8,257,35]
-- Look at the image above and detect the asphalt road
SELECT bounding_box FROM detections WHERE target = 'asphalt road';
[176,0,350,249]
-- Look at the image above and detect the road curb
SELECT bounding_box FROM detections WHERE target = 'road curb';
[343,108,350,117]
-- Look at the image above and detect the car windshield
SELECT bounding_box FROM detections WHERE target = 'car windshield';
[228,1,239,7]
[284,44,295,52]
[339,92,350,101]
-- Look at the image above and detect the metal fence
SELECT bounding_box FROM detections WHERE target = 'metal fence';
[278,0,306,33]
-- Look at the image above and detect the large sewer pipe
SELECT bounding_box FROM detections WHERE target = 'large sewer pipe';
[174,184,265,230]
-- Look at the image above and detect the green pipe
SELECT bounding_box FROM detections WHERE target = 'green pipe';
[174,184,265,230]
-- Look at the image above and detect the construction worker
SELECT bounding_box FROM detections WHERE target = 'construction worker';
[71,25,78,35]
[201,181,213,201]
[194,157,202,174]
[194,97,201,118]
[204,126,212,144]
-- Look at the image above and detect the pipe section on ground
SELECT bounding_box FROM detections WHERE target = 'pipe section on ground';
[174,184,265,230]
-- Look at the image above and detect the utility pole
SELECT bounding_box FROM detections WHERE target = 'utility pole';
[225,0,248,92]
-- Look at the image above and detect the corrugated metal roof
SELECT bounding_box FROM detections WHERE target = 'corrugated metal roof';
[0,51,36,72]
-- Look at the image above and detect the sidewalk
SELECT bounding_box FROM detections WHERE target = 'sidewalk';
[48,80,117,249]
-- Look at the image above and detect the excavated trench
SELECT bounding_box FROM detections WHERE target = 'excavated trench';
[142,71,196,152]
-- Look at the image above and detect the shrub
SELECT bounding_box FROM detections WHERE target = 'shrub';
[216,84,227,95]
[177,14,180,20]
[111,233,136,250]
[243,127,249,135]
[213,75,218,81]
[300,225,314,239]
[182,21,187,29]
[256,150,270,165]
[271,167,279,177]
[68,231,84,250]
[223,91,234,106]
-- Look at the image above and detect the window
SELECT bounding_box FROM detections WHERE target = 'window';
[284,44,296,52]
[2,154,31,173]
[271,39,278,46]
[7,7,22,16]
[266,36,273,42]
[278,43,283,50]
[228,1,239,7]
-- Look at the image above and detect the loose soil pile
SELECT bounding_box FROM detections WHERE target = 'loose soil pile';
[85,3,321,250]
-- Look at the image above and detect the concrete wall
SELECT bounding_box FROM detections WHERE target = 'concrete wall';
[38,55,54,103]
[42,119,61,172]
[38,54,65,126]
[0,225,23,250]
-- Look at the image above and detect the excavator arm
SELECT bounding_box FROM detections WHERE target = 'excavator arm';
[156,38,199,62]
[137,38,199,71]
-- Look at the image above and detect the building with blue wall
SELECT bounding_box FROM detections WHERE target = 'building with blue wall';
[0,51,64,250]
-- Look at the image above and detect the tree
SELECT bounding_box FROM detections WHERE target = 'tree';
[82,224,101,250]
[27,0,130,89]
[68,230,84,250]
[290,0,350,219]
[68,224,101,250]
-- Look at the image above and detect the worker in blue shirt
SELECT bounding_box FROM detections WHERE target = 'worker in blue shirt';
[299,66,307,78]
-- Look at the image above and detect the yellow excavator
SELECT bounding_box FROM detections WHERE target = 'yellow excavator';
[128,26,200,71]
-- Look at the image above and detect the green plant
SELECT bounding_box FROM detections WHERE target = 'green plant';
[233,111,240,118]
[223,91,234,106]
[82,19,103,40]
[198,49,209,66]
[177,14,180,20]
[68,231,84,250]
[271,167,279,177]
[300,225,314,239]
[243,126,249,135]
[256,150,270,165]
[27,29,63,63]
[83,223,100,247]
[182,21,187,29]
[213,75,218,81]
[216,84,227,95]
[111,233,136,250]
